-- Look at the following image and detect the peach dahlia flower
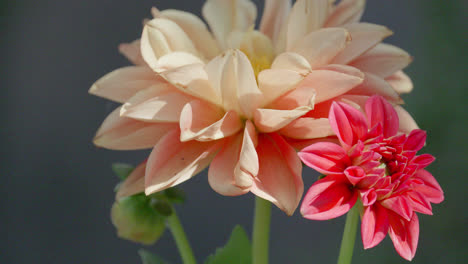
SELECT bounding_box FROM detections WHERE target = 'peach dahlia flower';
[90,0,417,215]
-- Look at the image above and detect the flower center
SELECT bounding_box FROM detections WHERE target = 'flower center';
[376,162,391,177]
[238,30,274,79]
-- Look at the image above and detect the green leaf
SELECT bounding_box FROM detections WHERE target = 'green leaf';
[112,163,134,180]
[204,225,251,264]
[138,249,170,264]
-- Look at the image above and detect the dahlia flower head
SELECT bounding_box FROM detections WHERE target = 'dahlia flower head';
[299,95,444,260]
[90,0,417,215]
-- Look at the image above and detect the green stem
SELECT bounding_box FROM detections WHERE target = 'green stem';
[252,197,272,264]
[337,205,360,264]
[167,208,197,264]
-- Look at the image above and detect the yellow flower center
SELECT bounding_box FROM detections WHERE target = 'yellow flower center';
[238,30,274,79]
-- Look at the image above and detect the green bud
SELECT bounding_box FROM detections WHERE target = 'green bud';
[111,194,165,245]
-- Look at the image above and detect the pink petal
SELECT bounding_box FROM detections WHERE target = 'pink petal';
[145,129,221,195]
[404,129,426,152]
[290,28,351,69]
[299,142,350,175]
[388,212,419,261]
[118,39,146,66]
[89,66,162,103]
[332,23,393,65]
[413,169,444,204]
[344,166,366,186]
[349,43,412,78]
[208,134,250,196]
[121,85,193,123]
[286,0,331,51]
[251,133,304,215]
[386,71,413,94]
[380,196,413,221]
[395,106,419,134]
[365,95,399,138]
[325,0,365,27]
[279,117,334,139]
[93,107,178,150]
[202,0,257,49]
[346,72,402,103]
[300,174,358,220]
[361,203,389,249]
[141,18,200,70]
[407,191,433,215]
[157,9,220,59]
[329,101,368,149]
[260,0,291,45]
[412,154,435,169]
[257,68,305,106]
[254,106,312,133]
[116,161,146,199]
[180,100,243,142]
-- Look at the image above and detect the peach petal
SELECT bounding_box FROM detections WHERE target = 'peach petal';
[93,107,178,150]
[386,71,413,94]
[180,100,243,142]
[286,0,331,51]
[154,52,204,73]
[260,0,291,45]
[270,52,311,74]
[141,18,200,70]
[290,28,351,69]
[395,106,419,134]
[118,39,145,66]
[325,0,365,27]
[234,121,259,187]
[121,86,194,123]
[347,72,402,103]
[145,129,221,195]
[116,161,147,199]
[257,68,305,106]
[157,9,220,59]
[254,106,312,133]
[350,43,412,78]
[251,134,303,215]
[202,0,257,50]
[279,117,333,139]
[332,23,393,65]
[89,66,161,103]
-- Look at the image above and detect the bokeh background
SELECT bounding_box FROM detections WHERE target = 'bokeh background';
[2,0,467,263]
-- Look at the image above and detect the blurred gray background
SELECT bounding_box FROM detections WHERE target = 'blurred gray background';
[2,0,467,263]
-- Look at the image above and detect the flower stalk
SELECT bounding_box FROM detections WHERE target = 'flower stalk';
[337,205,360,264]
[252,197,272,264]
[167,208,197,264]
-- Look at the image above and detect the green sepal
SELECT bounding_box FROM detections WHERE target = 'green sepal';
[150,198,173,217]
[112,163,134,180]
[204,225,252,264]
[318,174,326,180]
[164,187,186,204]
[138,249,170,264]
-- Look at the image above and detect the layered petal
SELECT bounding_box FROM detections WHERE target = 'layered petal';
[365,95,399,138]
[413,170,444,204]
[259,0,291,44]
[279,117,334,139]
[257,68,305,106]
[299,142,351,175]
[145,130,221,194]
[388,212,419,261]
[346,72,402,103]
[395,106,419,134]
[116,161,146,199]
[329,101,368,149]
[254,106,312,133]
[300,174,358,220]
[234,121,259,187]
[361,203,389,249]
[251,134,303,215]
[89,66,161,103]
[119,39,145,65]
[325,0,366,27]
[93,107,177,150]
[386,71,413,94]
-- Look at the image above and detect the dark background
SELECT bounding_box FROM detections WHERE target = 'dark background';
[2,1,467,263]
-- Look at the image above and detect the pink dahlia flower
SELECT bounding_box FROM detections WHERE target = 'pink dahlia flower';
[90,0,417,215]
[298,95,444,260]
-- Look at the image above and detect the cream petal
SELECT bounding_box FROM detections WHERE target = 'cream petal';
[154,52,204,73]
[290,28,351,69]
[208,134,250,196]
[206,50,263,118]
[141,18,200,69]
[116,161,146,199]
[93,107,178,150]
[260,0,291,45]
[286,0,331,51]
[254,106,312,133]
[145,129,221,195]
[270,52,311,74]
[121,85,194,123]
[325,0,366,27]
[347,72,402,103]
[349,43,412,78]
[251,134,304,215]
[157,9,221,59]
[89,66,161,103]
[202,0,257,50]
[118,39,146,66]
[258,68,305,107]
[395,106,419,134]
[386,71,413,94]
[332,23,393,65]
[279,117,334,139]
[179,100,243,142]
[234,121,259,187]
[272,65,363,109]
